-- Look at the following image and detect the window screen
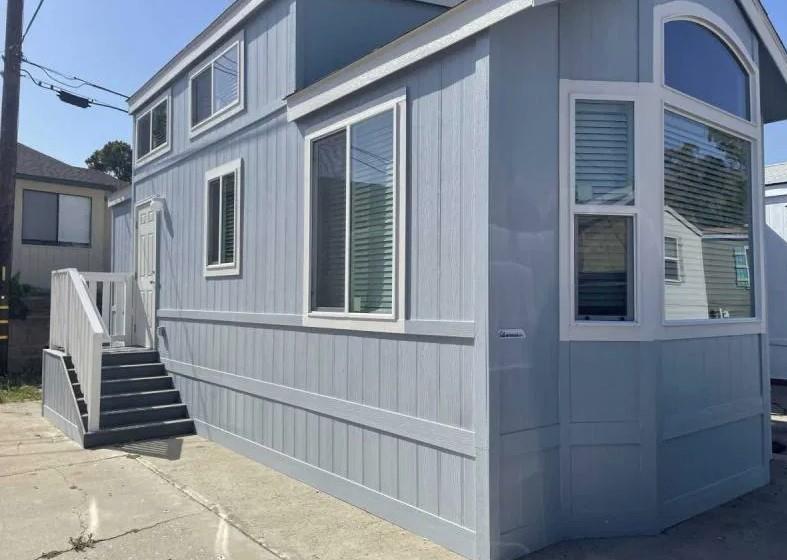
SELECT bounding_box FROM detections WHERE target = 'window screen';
[58,194,91,245]
[213,44,239,113]
[575,101,634,205]
[349,111,395,314]
[663,111,753,320]
[575,215,634,321]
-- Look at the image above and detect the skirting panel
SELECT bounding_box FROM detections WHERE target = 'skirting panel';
[42,405,84,446]
[192,417,477,558]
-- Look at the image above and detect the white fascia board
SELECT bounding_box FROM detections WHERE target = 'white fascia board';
[129,0,267,113]
[286,0,539,121]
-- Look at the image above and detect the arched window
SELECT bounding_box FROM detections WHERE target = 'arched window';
[665,20,750,120]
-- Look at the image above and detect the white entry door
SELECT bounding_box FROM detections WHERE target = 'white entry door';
[135,203,158,348]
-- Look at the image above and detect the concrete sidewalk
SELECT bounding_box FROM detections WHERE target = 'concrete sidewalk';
[0,401,459,560]
[2,399,787,560]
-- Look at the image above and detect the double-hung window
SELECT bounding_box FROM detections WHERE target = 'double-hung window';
[136,96,169,163]
[571,99,636,322]
[22,190,91,247]
[204,160,242,277]
[190,38,243,134]
[306,99,404,322]
[664,237,681,282]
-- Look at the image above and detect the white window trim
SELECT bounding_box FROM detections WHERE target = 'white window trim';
[188,33,245,139]
[664,236,682,283]
[134,93,171,167]
[203,159,242,278]
[302,95,407,333]
[560,2,765,342]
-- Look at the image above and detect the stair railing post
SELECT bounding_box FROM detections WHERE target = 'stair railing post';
[124,273,134,347]
[86,331,101,432]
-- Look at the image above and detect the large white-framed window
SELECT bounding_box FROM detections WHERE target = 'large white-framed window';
[656,1,761,328]
[559,1,764,342]
[204,159,242,277]
[135,94,170,165]
[189,34,244,137]
[303,95,406,331]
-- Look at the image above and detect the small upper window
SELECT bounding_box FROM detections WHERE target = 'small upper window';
[191,41,242,131]
[204,160,242,277]
[136,98,169,162]
[664,20,750,120]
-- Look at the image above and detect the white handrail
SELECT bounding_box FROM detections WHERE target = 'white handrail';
[81,272,134,346]
[49,269,106,432]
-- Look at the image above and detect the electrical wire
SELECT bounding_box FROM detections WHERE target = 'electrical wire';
[21,0,45,45]
[22,57,129,99]
[21,68,127,113]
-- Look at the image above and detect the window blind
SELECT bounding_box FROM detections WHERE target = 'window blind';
[221,173,236,264]
[151,100,168,150]
[349,111,394,314]
[58,194,91,245]
[207,178,221,265]
[312,131,347,311]
[575,101,634,205]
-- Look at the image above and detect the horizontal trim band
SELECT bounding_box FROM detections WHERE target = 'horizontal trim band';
[164,358,476,457]
[157,308,475,339]
[661,396,764,441]
[192,418,476,558]
[568,421,641,446]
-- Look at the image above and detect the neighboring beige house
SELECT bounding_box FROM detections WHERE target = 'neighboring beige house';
[12,144,126,289]
[10,144,126,372]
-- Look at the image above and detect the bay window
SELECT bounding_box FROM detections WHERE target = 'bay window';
[306,98,404,322]
[561,5,760,339]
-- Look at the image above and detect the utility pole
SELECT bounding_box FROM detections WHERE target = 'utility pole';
[0,0,25,375]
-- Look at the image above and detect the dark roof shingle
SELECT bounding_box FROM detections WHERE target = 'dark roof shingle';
[15,143,127,191]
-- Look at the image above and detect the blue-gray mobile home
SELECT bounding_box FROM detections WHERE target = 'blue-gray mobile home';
[45,0,787,558]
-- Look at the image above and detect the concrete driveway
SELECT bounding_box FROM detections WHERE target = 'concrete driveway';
[2,396,787,560]
[0,401,458,560]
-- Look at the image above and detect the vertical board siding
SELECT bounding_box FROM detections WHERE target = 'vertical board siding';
[132,8,488,548]
[766,204,787,380]
[111,202,133,273]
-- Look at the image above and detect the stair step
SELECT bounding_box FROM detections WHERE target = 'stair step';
[101,376,174,395]
[81,403,189,429]
[78,389,181,412]
[102,363,166,380]
[102,350,159,367]
[83,418,195,448]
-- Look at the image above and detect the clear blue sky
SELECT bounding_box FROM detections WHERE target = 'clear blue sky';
[2,0,787,166]
[1,0,232,167]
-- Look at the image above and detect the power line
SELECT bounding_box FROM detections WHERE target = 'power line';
[20,0,45,45]
[21,68,127,113]
[22,57,129,99]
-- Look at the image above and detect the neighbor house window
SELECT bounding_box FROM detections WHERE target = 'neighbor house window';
[191,40,243,132]
[22,190,91,247]
[664,237,681,282]
[664,20,750,120]
[204,160,241,277]
[663,111,753,320]
[572,100,636,322]
[136,97,169,162]
[308,102,402,318]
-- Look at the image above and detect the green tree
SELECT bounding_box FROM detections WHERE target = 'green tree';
[86,140,132,182]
